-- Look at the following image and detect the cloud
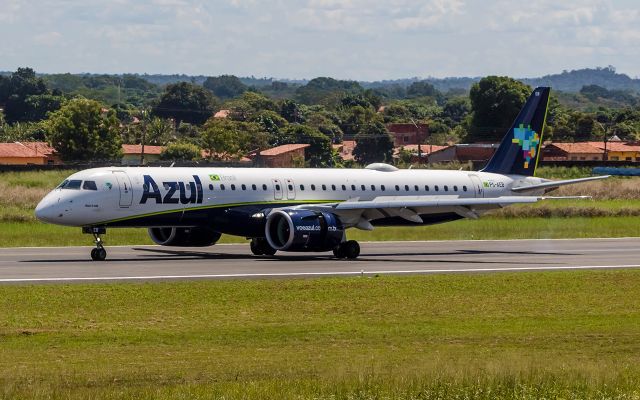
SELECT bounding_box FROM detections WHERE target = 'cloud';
[1,0,640,79]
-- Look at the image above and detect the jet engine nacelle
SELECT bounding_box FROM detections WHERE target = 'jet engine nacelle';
[265,209,343,252]
[148,227,221,247]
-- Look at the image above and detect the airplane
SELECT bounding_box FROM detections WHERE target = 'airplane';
[35,87,607,261]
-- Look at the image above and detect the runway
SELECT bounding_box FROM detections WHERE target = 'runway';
[0,237,639,284]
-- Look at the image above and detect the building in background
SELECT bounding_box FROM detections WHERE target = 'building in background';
[542,142,603,161]
[121,144,165,165]
[254,144,309,167]
[0,142,58,165]
[385,123,429,146]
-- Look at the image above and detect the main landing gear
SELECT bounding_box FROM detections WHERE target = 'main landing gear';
[250,238,277,256]
[333,240,360,259]
[83,226,107,261]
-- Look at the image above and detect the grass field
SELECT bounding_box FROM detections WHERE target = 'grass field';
[2,270,640,399]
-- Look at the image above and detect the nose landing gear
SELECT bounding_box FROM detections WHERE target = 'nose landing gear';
[83,226,107,261]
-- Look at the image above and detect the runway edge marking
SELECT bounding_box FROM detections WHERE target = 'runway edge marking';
[1,264,640,283]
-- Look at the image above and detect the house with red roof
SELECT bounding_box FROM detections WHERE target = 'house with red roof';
[255,144,309,167]
[0,142,59,165]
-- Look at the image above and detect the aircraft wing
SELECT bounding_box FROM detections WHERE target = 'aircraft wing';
[289,195,588,229]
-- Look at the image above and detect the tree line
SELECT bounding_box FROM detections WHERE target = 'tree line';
[1,67,639,166]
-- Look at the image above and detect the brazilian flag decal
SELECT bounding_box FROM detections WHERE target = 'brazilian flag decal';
[209,174,221,181]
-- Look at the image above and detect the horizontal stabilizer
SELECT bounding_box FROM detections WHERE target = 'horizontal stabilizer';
[511,175,610,193]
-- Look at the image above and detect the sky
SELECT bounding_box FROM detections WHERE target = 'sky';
[1,0,640,80]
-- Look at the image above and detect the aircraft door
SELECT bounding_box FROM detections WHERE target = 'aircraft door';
[469,175,484,198]
[113,171,133,207]
[285,178,296,200]
[272,178,283,200]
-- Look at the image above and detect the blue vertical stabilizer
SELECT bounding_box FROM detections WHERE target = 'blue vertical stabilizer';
[481,87,550,176]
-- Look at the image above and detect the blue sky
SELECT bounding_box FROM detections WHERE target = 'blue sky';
[1,0,639,80]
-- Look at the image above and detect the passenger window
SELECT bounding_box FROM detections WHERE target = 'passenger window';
[414,185,419,191]
[331,184,336,190]
[381,185,385,191]
[361,185,366,191]
[395,185,400,191]
[231,184,236,190]
[66,180,82,190]
[311,184,316,191]
[220,184,226,190]
[82,180,97,190]
[300,184,305,191]
[262,184,267,190]
[371,185,375,191]
[241,184,247,190]
[252,184,257,190]
[463,186,468,192]
[404,185,409,191]
[454,185,458,191]
[435,185,439,192]
[275,184,280,191]
[288,184,293,191]
[209,184,214,190]
[425,185,429,191]
[342,184,346,190]
[444,185,448,192]
[322,184,327,190]
[351,184,356,190]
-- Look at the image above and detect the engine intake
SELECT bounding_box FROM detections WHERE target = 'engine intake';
[148,227,221,247]
[265,209,343,252]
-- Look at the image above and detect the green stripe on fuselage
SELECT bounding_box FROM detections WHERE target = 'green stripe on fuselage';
[95,199,339,226]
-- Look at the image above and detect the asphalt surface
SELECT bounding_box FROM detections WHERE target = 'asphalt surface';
[0,238,639,284]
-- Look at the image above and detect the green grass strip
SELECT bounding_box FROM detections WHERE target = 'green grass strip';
[2,270,640,398]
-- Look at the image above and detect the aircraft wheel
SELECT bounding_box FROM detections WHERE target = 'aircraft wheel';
[262,243,277,256]
[250,239,264,255]
[333,246,345,259]
[343,240,360,259]
[91,247,107,261]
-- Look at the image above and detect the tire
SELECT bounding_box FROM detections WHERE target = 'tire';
[333,246,345,259]
[95,248,107,261]
[262,244,277,256]
[250,239,264,256]
[343,240,360,259]
[90,248,98,261]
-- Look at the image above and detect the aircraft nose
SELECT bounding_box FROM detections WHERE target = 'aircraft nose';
[35,195,59,223]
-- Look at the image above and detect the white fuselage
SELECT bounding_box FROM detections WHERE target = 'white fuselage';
[35,166,544,229]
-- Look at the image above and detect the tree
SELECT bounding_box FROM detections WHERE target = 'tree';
[281,125,333,167]
[226,92,277,121]
[306,111,343,143]
[407,81,440,99]
[353,121,394,165]
[200,119,242,160]
[160,142,200,161]
[1,67,61,124]
[152,82,218,125]
[46,98,122,161]
[280,99,304,123]
[295,77,362,105]
[468,76,531,142]
[441,97,470,126]
[143,117,172,145]
[203,75,247,99]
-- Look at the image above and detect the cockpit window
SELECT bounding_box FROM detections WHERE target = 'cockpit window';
[65,180,82,190]
[56,180,69,189]
[82,180,97,191]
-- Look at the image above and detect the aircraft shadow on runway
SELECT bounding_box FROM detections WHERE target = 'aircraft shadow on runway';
[22,247,574,265]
